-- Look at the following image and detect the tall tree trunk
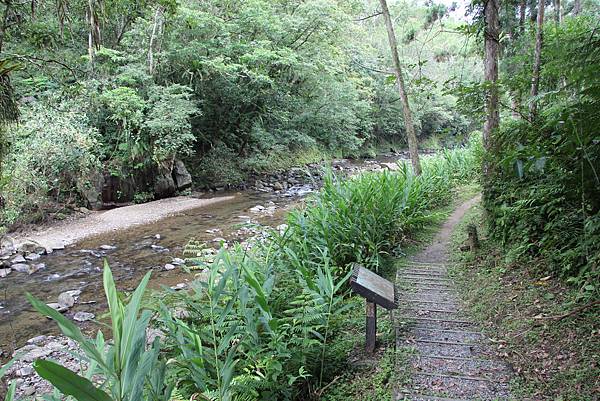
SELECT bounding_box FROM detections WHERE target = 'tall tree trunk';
[554,0,562,24]
[147,6,164,74]
[519,0,526,34]
[483,0,500,151]
[572,0,581,15]
[378,0,421,175]
[529,0,545,118]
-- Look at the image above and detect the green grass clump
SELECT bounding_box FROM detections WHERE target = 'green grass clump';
[283,136,482,276]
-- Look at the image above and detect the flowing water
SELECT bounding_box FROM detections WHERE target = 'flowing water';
[0,154,408,355]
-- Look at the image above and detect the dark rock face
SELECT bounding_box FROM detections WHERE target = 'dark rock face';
[154,166,177,198]
[77,172,105,210]
[172,159,193,190]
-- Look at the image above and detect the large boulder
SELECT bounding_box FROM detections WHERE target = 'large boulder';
[172,159,192,190]
[77,172,105,210]
[154,167,176,198]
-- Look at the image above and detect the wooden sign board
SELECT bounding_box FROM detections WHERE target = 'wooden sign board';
[349,264,398,353]
[350,264,397,310]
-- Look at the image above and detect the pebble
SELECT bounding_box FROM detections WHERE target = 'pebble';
[11,263,29,273]
[249,205,265,213]
[171,258,185,265]
[73,311,95,322]
[11,254,26,264]
[164,263,176,271]
[18,366,34,376]
[58,292,75,308]
[25,253,41,261]
[28,263,46,274]
[154,234,161,239]
[170,283,187,291]
[0,268,11,277]
[46,303,69,313]
[100,245,117,251]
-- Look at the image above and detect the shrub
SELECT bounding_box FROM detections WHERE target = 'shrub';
[1,101,101,225]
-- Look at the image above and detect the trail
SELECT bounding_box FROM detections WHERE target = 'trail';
[394,196,513,401]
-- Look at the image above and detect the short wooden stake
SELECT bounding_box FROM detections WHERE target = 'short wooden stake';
[467,224,479,251]
[366,300,377,353]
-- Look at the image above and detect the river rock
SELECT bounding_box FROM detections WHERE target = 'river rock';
[172,159,193,190]
[250,205,265,213]
[170,283,187,291]
[17,240,46,255]
[11,263,29,273]
[0,268,11,277]
[164,263,176,271]
[273,181,284,190]
[57,290,81,308]
[27,335,48,345]
[25,253,41,261]
[17,366,34,376]
[171,258,185,265]
[47,302,69,313]
[28,263,46,274]
[100,245,117,251]
[11,254,26,264]
[73,311,95,322]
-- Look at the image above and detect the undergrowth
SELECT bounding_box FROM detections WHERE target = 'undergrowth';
[450,202,600,400]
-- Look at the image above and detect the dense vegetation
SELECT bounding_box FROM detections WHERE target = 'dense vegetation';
[1,0,599,399]
[0,0,476,229]
[4,145,480,400]
[479,10,599,295]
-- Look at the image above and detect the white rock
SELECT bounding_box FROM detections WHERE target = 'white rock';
[57,292,75,308]
[11,254,26,264]
[154,234,161,240]
[100,245,117,250]
[11,263,29,273]
[164,264,176,271]
[73,311,95,322]
[170,283,187,291]
[47,303,69,313]
[25,253,41,261]
[28,263,45,274]
[171,258,185,266]
[0,268,11,278]
[249,205,265,213]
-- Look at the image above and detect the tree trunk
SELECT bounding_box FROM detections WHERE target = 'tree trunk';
[572,0,581,15]
[483,0,500,151]
[519,0,526,34]
[529,0,545,118]
[554,0,562,24]
[378,0,421,175]
[148,6,164,74]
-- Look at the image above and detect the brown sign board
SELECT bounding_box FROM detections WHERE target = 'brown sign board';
[350,264,397,310]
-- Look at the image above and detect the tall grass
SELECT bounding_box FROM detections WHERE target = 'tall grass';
[283,137,481,274]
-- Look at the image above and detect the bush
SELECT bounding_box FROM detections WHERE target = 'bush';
[1,101,101,226]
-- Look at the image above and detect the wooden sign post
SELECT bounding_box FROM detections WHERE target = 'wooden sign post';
[350,264,398,353]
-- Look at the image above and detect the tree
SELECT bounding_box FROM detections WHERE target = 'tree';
[483,0,500,151]
[529,0,545,118]
[378,0,422,175]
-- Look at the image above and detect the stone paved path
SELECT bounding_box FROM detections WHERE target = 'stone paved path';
[394,196,514,401]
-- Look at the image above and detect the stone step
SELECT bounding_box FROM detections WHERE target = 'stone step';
[411,356,512,383]
[411,340,488,359]
[405,372,511,400]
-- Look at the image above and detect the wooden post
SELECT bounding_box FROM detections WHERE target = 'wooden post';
[467,224,479,251]
[366,300,377,353]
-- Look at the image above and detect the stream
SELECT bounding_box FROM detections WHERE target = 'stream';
[0,154,408,357]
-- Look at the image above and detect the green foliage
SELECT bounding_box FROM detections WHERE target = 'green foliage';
[283,137,482,275]
[483,16,600,295]
[27,262,172,401]
[1,101,101,225]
